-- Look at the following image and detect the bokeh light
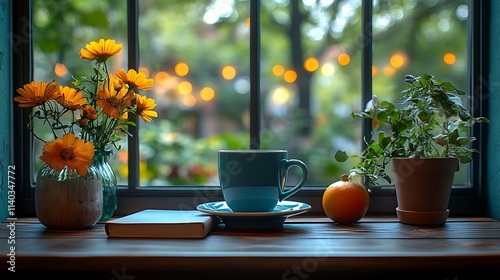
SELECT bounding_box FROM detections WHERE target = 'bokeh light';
[283,70,297,83]
[174,62,189,77]
[271,87,290,105]
[222,65,237,80]
[54,63,68,77]
[390,52,407,68]
[200,87,215,101]
[183,94,197,107]
[273,64,285,76]
[443,53,456,65]
[338,53,350,66]
[304,57,319,72]
[321,63,335,76]
[178,81,192,95]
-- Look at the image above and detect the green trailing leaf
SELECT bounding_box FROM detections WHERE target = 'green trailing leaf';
[334,150,349,162]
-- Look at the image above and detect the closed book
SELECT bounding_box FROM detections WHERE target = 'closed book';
[105,209,220,238]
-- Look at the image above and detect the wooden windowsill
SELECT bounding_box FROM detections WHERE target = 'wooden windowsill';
[2,216,500,279]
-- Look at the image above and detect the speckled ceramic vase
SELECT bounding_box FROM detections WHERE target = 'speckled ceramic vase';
[35,164,103,229]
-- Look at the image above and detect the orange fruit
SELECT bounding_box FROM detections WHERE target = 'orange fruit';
[322,173,370,224]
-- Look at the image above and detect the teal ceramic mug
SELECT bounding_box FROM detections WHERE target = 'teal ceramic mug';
[218,149,309,212]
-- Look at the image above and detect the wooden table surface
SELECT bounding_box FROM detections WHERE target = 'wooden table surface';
[2,216,500,279]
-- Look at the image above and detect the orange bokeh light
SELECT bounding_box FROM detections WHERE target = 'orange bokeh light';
[338,53,350,66]
[174,62,189,77]
[183,94,197,107]
[200,87,215,101]
[384,66,395,75]
[304,57,319,72]
[222,65,237,80]
[283,70,297,83]
[178,81,192,95]
[443,53,456,65]
[273,65,285,76]
[390,53,407,68]
[54,63,68,77]
[154,71,170,85]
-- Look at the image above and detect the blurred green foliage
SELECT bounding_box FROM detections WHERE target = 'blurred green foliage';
[32,0,468,187]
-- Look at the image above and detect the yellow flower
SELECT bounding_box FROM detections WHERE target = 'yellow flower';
[57,86,86,110]
[135,94,158,123]
[39,133,95,176]
[14,81,60,108]
[115,69,154,92]
[96,80,130,119]
[79,39,122,62]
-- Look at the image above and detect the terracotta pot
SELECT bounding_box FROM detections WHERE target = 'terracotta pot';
[392,157,459,226]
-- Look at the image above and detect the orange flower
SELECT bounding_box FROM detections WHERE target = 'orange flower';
[39,133,95,176]
[79,39,122,62]
[96,81,130,119]
[135,94,158,123]
[57,86,86,110]
[81,105,98,121]
[110,74,135,106]
[115,69,154,92]
[79,105,98,127]
[14,81,60,108]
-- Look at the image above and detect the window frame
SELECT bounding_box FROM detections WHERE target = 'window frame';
[12,0,490,216]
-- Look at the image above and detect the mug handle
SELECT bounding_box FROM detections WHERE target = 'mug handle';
[278,159,309,201]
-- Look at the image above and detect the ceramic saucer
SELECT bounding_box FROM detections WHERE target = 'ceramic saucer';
[196,201,311,229]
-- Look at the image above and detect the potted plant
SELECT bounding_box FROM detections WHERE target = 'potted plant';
[335,74,489,225]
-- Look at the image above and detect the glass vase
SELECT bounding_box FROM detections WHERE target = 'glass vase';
[35,164,103,229]
[93,148,118,220]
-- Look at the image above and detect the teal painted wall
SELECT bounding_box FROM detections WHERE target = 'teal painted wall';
[0,0,11,222]
[488,1,500,220]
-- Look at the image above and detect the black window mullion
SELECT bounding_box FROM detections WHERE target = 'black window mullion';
[469,0,489,196]
[127,0,140,189]
[249,0,261,149]
[361,0,373,185]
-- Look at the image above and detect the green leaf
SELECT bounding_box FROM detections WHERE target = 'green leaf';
[459,156,473,164]
[418,111,431,122]
[458,110,471,121]
[334,150,349,162]
[440,81,458,92]
[122,120,137,127]
[474,116,490,123]
[448,129,459,145]
[446,93,464,107]
[456,137,473,146]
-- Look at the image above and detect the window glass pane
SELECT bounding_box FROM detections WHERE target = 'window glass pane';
[32,0,128,184]
[138,0,251,186]
[140,0,366,187]
[261,0,363,186]
[30,0,471,189]
[372,0,469,186]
